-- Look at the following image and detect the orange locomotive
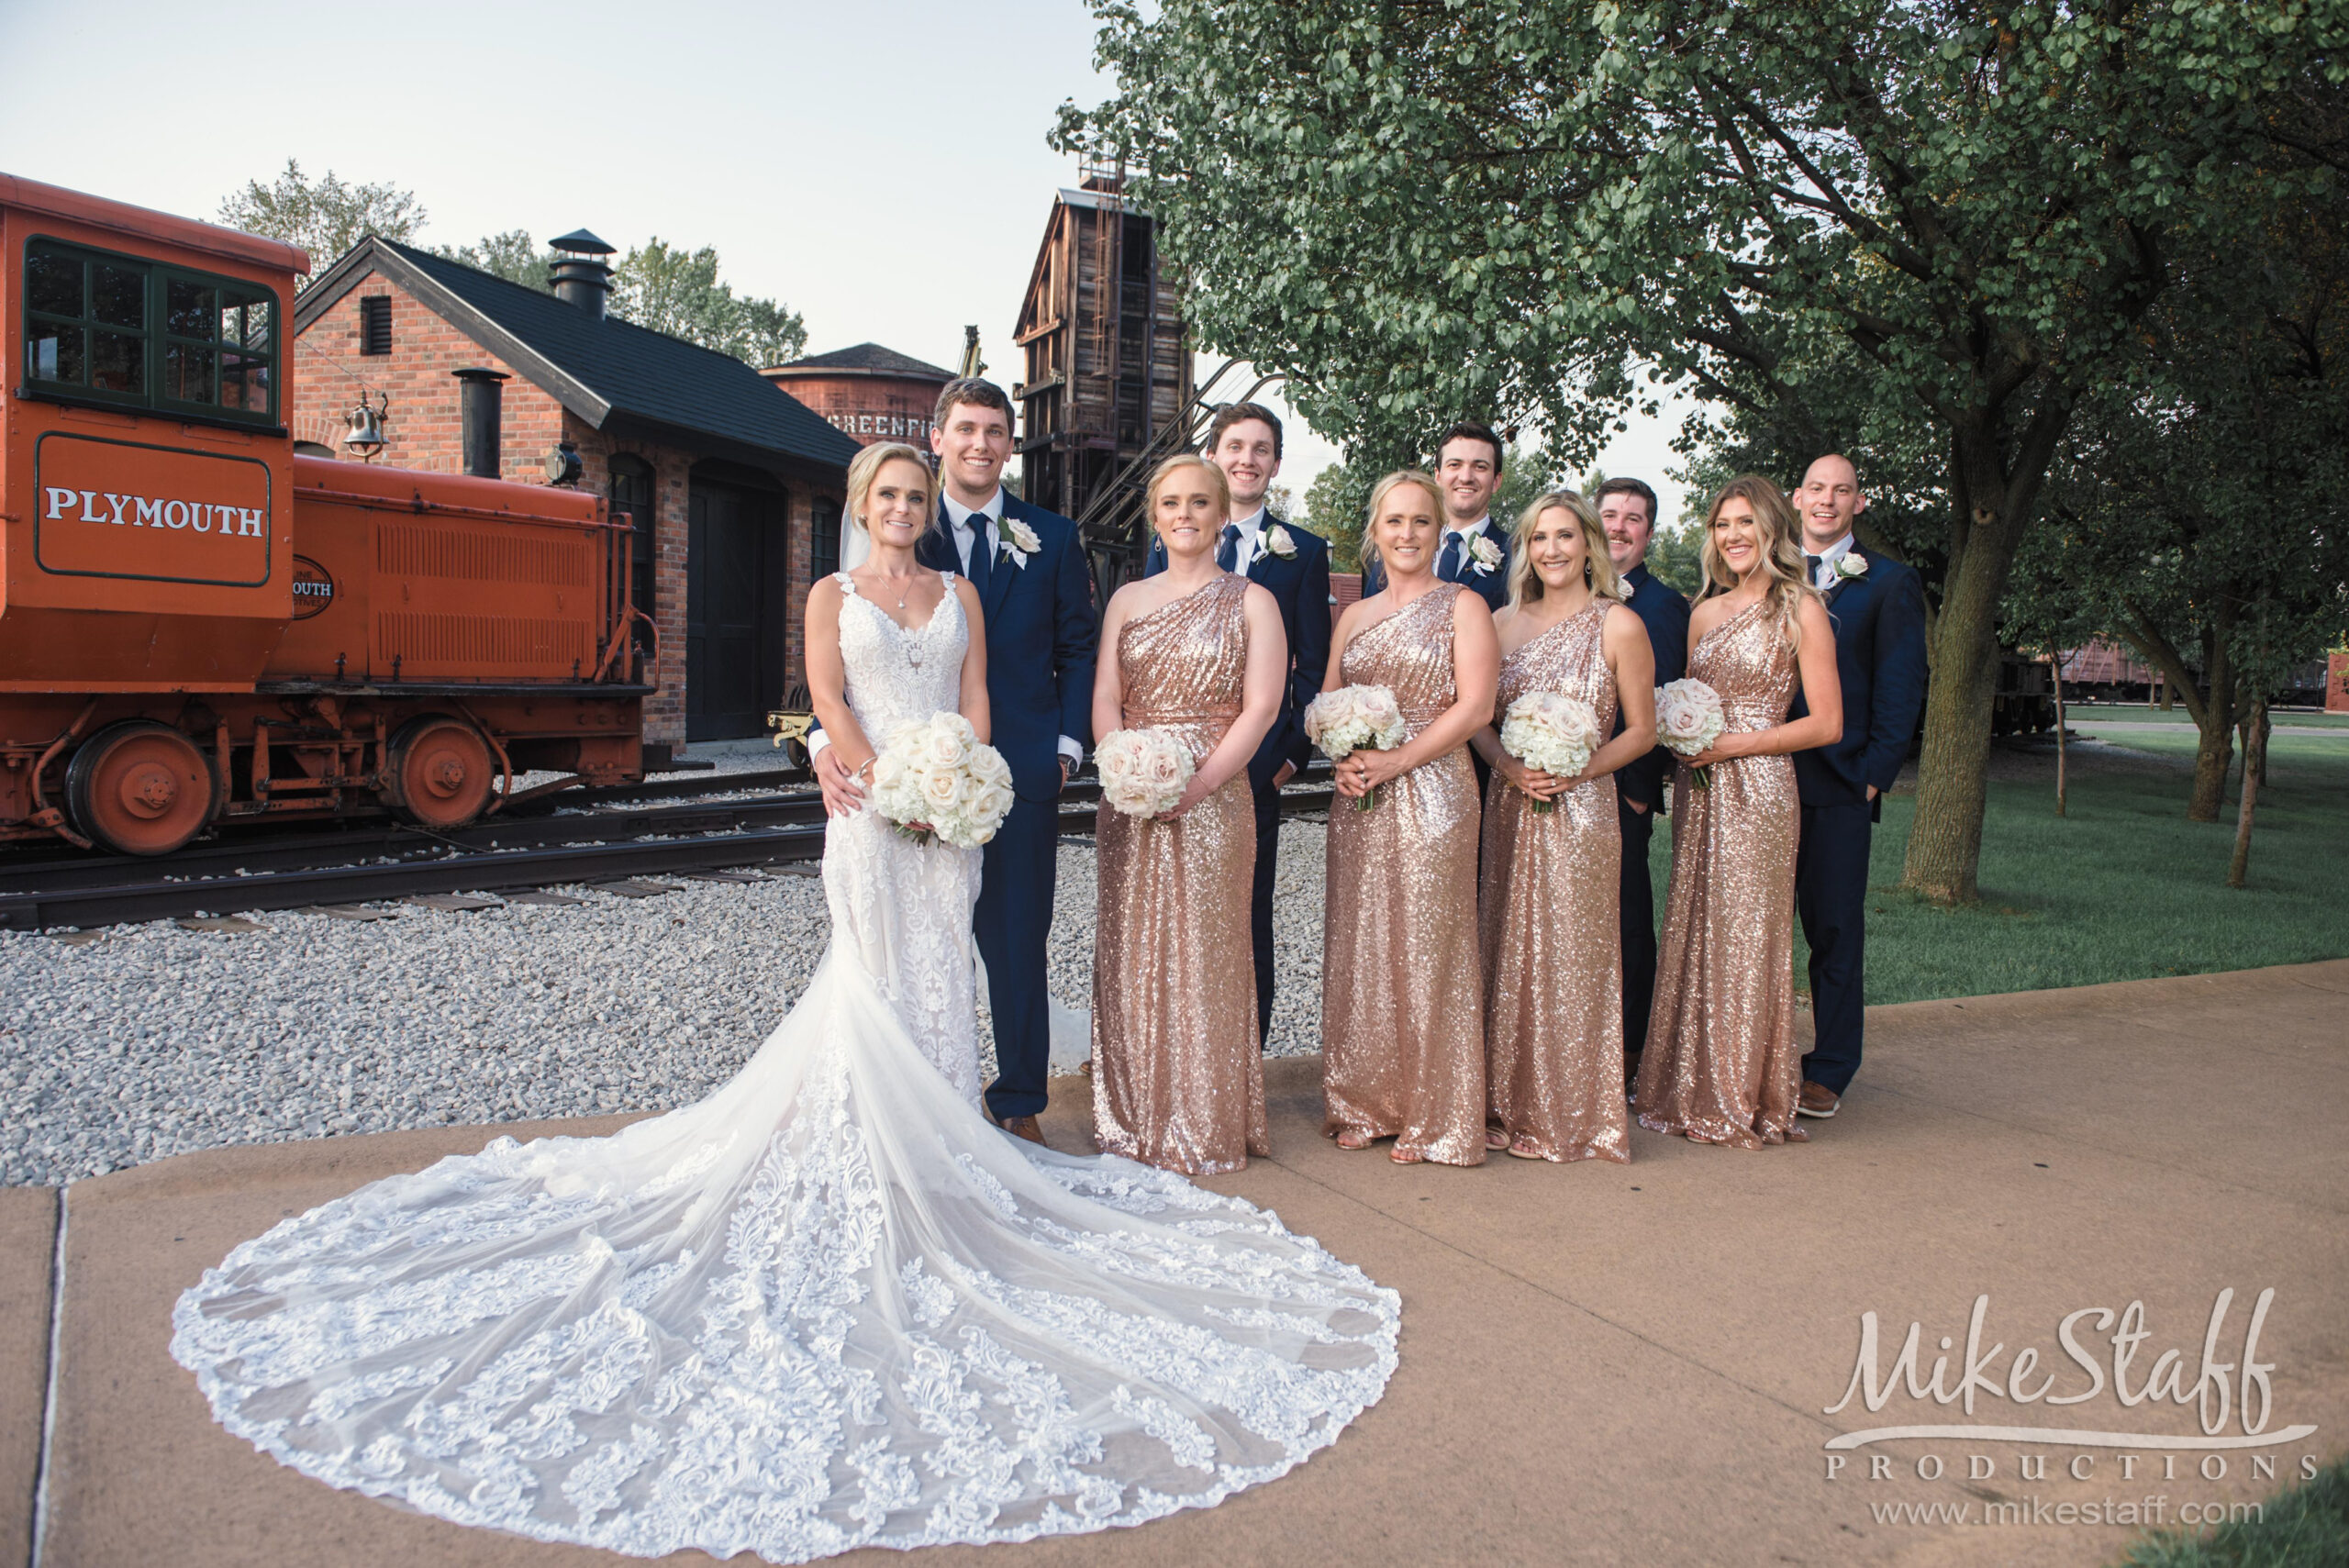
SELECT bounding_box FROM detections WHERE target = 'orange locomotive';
[1,173,645,856]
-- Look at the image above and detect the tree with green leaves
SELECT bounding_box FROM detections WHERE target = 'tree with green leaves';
[437,229,556,293]
[613,239,807,369]
[217,161,425,286]
[1061,0,2347,903]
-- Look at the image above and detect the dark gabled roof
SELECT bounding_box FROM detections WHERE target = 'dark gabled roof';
[772,342,955,380]
[295,236,859,473]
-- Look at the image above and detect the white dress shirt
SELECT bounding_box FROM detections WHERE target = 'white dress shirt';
[941,490,1002,576]
[1807,532,1855,591]
[1226,506,1267,574]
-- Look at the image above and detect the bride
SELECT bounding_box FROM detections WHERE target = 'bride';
[172,442,1399,1562]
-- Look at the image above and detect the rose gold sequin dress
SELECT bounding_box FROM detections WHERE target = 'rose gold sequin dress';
[1091,574,1271,1175]
[1321,583,1486,1165]
[1479,602,1629,1162]
[1634,598,1806,1149]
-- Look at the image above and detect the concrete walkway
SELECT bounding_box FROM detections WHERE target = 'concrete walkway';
[7,962,2344,1568]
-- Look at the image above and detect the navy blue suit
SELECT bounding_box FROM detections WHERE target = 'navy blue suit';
[1789,550,1928,1096]
[1613,562,1690,1062]
[913,495,1099,1119]
[1361,517,1511,612]
[1144,516,1331,1042]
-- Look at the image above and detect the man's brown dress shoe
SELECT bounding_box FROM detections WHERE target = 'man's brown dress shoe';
[1797,1081,1841,1119]
[997,1114,1047,1146]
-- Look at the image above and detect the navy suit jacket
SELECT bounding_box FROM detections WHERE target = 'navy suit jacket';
[916,495,1100,803]
[1144,515,1331,785]
[1615,562,1691,810]
[1361,517,1511,612]
[1790,553,1929,809]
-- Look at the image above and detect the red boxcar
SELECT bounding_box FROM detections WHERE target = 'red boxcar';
[1,172,646,855]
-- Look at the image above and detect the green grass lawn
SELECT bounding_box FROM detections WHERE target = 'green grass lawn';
[2112,1454,2349,1566]
[2068,704,2349,729]
[1649,734,2349,1004]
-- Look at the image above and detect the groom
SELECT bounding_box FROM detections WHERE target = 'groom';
[1787,454,1927,1122]
[1143,402,1331,1048]
[815,378,1098,1145]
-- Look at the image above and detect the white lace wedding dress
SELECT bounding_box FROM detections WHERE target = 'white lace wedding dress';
[173,571,1400,1562]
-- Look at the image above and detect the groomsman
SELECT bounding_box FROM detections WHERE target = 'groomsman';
[1144,403,1330,1047]
[1596,477,1689,1084]
[1360,421,1513,611]
[1788,454,1928,1121]
[814,378,1099,1146]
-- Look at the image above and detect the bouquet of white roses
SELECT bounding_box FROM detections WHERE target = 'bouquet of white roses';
[1497,690,1601,814]
[1653,678,1728,790]
[869,712,1015,848]
[1095,726,1196,817]
[1304,684,1408,811]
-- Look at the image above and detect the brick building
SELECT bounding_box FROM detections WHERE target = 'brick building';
[763,342,954,450]
[293,232,859,751]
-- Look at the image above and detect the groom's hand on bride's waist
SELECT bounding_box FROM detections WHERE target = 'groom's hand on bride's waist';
[815,747,866,817]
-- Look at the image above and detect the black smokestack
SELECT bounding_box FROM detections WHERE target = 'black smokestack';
[453,368,508,480]
[548,228,617,319]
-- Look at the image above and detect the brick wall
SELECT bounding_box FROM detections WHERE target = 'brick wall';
[763,370,945,448]
[293,273,836,750]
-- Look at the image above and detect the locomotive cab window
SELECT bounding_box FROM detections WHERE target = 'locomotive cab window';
[20,239,278,425]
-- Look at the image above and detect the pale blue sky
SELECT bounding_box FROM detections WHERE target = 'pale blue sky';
[0,0,1690,519]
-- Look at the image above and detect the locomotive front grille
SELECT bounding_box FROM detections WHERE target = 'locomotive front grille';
[376,524,591,586]
[375,612,592,678]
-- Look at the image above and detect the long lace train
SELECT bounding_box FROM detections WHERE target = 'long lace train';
[171,947,1399,1562]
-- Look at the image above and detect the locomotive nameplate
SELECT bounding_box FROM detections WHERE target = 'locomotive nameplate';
[31,431,272,587]
[290,556,335,618]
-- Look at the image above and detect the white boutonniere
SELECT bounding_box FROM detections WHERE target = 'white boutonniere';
[1263,523,1298,560]
[1833,551,1869,581]
[1465,533,1503,575]
[996,515,1041,568]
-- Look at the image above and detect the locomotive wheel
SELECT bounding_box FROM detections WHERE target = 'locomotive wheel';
[65,720,218,856]
[384,716,496,829]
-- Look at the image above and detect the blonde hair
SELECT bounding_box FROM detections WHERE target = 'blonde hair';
[1360,469,1442,571]
[1698,473,1814,651]
[846,440,934,530]
[1505,490,1623,611]
[1146,452,1232,528]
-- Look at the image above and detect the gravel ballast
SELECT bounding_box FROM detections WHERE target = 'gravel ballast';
[0,821,1330,1187]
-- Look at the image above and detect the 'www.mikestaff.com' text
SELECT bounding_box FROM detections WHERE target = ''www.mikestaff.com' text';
[1869,1496,2261,1527]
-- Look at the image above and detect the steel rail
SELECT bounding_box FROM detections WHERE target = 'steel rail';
[3,785,1335,931]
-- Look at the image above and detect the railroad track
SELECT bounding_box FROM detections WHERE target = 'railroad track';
[0,771,1335,931]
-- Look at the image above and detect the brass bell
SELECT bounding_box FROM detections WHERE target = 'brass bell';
[342,392,388,462]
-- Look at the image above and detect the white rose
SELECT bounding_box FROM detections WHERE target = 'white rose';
[921,770,961,811]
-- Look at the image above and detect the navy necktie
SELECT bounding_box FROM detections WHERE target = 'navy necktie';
[1439,531,1464,582]
[1217,523,1241,573]
[1805,553,1823,589]
[965,516,994,600]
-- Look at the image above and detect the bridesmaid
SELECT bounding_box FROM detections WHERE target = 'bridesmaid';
[1090,453,1288,1174]
[1633,475,1842,1149]
[1321,470,1501,1165]
[1470,492,1656,1162]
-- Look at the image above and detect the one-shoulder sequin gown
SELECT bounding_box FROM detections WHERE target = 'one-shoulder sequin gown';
[1479,602,1629,1162]
[1633,597,1806,1149]
[1320,584,1486,1166]
[1092,574,1270,1175]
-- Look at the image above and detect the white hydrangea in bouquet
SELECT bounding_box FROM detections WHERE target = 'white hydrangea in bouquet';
[1095,726,1196,817]
[1304,684,1408,811]
[1653,678,1729,790]
[1497,690,1601,814]
[868,712,1015,848]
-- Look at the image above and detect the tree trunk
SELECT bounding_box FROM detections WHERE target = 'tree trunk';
[2050,652,2067,817]
[2252,701,2271,787]
[2228,740,2258,888]
[1901,424,2038,905]
[2186,609,2236,822]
